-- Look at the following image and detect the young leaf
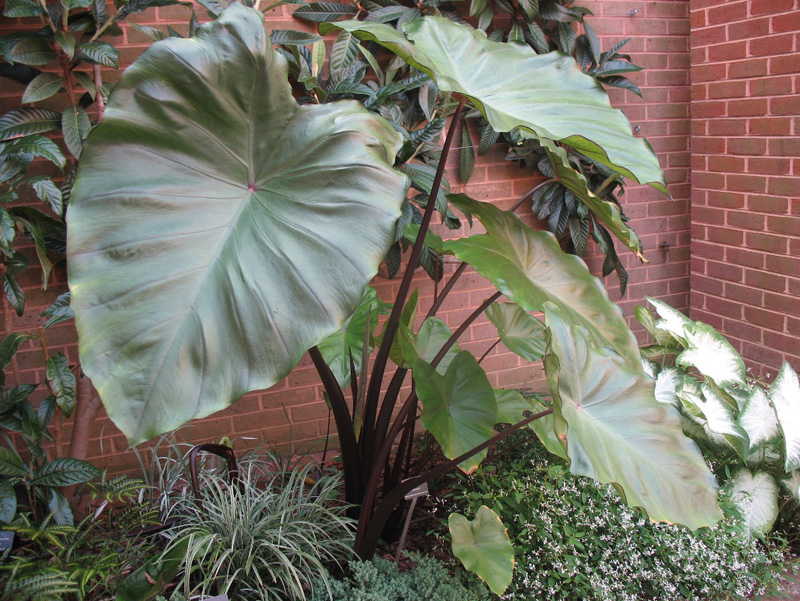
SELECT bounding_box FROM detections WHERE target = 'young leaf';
[129,23,167,42]
[449,506,514,595]
[0,108,61,141]
[485,301,547,362]
[22,72,63,104]
[30,177,64,216]
[55,30,76,58]
[62,105,91,159]
[41,290,74,328]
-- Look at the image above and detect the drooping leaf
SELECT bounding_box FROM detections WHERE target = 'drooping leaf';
[653,366,681,407]
[61,105,91,159]
[32,457,101,487]
[0,332,36,369]
[770,362,800,471]
[78,41,119,68]
[543,302,722,530]
[22,72,63,104]
[725,469,778,538]
[326,17,666,193]
[444,194,641,370]
[2,274,25,316]
[269,29,323,45]
[738,387,778,452]
[9,205,64,288]
[449,506,514,595]
[3,0,43,17]
[398,316,460,374]
[485,302,547,363]
[647,296,692,342]
[3,135,65,169]
[46,352,76,417]
[544,143,645,259]
[49,488,74,525]
[414,351,497,473]
[67,4,406,445]
[41,291,74,329]
[0,384,38,413]
[30,177,64,216]
[317,286,389,388]
[129,23,168,43]
[459,116,474,183]
[55,30,76,58]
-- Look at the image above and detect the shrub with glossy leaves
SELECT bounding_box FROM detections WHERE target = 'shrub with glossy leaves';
[437,431,791,601]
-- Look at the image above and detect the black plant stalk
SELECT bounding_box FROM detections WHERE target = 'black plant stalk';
[356,408,555,556]
[360,97,468,459]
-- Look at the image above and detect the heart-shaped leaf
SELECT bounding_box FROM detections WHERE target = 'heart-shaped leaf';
[444,194,641,370]
[543,302,722,530]
[725,469,778,538]
[67,4,406,445]
[770,362,800,471]
[449,505,514,595]
[485,302,547,363]
[414,351,497,473]
[738,387,778,452]
[676,322,746,389]
[398,316,460,374]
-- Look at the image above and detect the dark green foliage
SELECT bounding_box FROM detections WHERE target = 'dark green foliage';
[310,553,492,601]
[437,431,792,601]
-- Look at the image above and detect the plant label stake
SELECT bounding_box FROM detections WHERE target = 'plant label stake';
[395,481,429,560]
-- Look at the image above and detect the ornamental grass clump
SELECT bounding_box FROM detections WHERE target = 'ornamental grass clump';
[163,457,355,601]
[438,432,791,601]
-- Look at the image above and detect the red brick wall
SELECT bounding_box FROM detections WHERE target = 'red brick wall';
[1,1,693,473]
[689,0,800,376]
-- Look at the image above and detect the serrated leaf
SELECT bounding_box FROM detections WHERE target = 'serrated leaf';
[445,194,641,370]
[32,457,101,487]
[449,506,514,595]
[676,322,746,388]
[544,302,723,530]
[9,38,57,65]
[293,2,357,22]
[30,177,64,216]
[22,72,63,104]
[725,470,778,538]
[414,351,497,473]
[770,362,800,471]
[0,478,16,523]
[67,5,406,445]
[3,135,65,169]
[46,352,76,417]
[78,41,119,68]
[62,105,91,160]
[485,302,546,362]
[0,108,61,141]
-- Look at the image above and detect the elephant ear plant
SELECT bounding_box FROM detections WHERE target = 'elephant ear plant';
[67,4,722,593]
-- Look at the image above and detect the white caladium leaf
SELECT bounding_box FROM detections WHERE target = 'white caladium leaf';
[725,470,778,538]
[738,387,778,451]
[698,384,750,460]
[770,362,800,471]
[647,296,691,342]
[677,323,747,388]
[781,471,800,501]
[654,366,682,408]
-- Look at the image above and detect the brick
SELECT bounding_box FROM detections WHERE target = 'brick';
[766,254,800,275]
[728,210,765,230]
[709,41,747,62]
[741,341,786,370]
[764,292,799,315]
[771,96,800,116]
[727,59,769,79]
[726,174,767,193]
[708,191,745,209]
[744,307,786,331]
[762,332,800,357]
[768,138,800,155]
[693,137,726,154]
[767,215,799,235]
[745,267,790,292]
[751,0,795,16]
[748,195,790,213]
[749,117,793,136]
[693,25,728,47]
[725,283,765,306]
[706,259,744,282]
[770,54,799,75]
[728,17,771,41]
[748,157,792,175]
[767,177,800,196]
[772,10,800,34]
[706,296,743,320]
[708,118,748,136]
[727,98,768,117]
[745,232,790,254]
[750,76,794,97]
[708,155,745,172]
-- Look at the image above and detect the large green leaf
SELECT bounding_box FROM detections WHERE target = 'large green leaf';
[485,302,547,363]
[67,4,406,445]
[444,195,641,370]
[398,316,460,374]
[414,351,497,473]
[770,362,800,471]
[543,303,722,530]
[449,506,514,595]
[316,286,389,388]
[324,17,666,193]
